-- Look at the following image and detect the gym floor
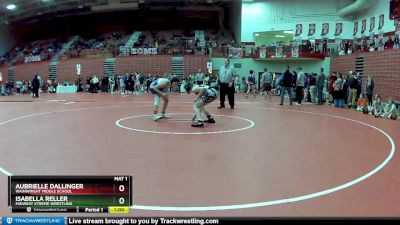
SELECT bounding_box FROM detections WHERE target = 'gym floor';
[0,93,399,217]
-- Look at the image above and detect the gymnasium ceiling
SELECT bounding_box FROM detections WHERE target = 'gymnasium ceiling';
[0,0,371,25]
[0,0,233,24]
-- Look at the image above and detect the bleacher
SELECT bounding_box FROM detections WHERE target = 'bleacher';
[0,29,236,67]
[2,38,65,66]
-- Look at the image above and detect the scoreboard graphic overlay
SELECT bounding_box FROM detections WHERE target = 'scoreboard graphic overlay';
[8,176,132,213]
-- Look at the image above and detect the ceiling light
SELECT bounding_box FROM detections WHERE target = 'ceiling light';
[284,31,294,34]
[276,35,285,38]
[255,33,260,36]
[6,4,16,10]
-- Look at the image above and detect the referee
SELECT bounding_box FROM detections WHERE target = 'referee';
[218,58,236,109]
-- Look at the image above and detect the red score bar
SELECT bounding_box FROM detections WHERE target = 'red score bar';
[13,184,130,195]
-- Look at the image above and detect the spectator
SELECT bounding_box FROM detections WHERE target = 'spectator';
[322,39,328,54]
[394,34,400,48]
[328,72,337,103]
[92,75,99,93]
[309,74,317,104]
[333,74,345,108]
[5,81,12,95]
[134,73,141,94]
[279,66,293,106]
[382,98,398,120]
[385,37,394,49]
[16,80,22,95]
[234,74,241,93]
[109,76,115,94]
[124,75,130,94]
[373,95,384,117]
[356,72,362,99]
[0,83,5,96]
[397,104,400,121]
[347,72,358,108]
[246,70,257,98]
[195,69,205,85]
[101,76,109,92]
[366,75,374,106]
[119,75,125,94]
[316,68,326,105]
[296,67,305,105]
[146,75,152,93]
[32,74,40,98]
[342,74,349,105]
[204,73,210,86]
[357,94,368,113]
[261,68,273,102]
[139,74,145,93]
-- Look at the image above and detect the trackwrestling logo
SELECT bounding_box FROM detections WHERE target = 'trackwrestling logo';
[2,217,65,225]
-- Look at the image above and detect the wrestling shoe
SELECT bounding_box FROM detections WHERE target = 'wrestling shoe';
[204,118,215,123]
[162,114,171,119]
[153,114,163,121]
[191,121,204,127]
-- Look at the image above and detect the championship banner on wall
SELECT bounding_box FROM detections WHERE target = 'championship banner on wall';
[24,55,41,64]
[353,21,359,36]
[361,19,367,34]
[335,23,343,36]
[130,48,157,55]
[228,47,243,58]
[308,24,316,36]
[378,30,384,51]
[275,46,283,58]
[378,14,385,30]
[291,46,299,58]
[396,20,400,32]
[370,16,375,32]
[295,24,303,36]
[321,23,329,36]
[259,47,267,58]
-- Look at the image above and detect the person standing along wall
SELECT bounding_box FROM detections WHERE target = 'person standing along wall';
[32,74,40,98]
[366,75,374,106]
[296,67,306,105]
[246,70,257,99]
[109,76,115,94]
[347,72,358,108]
[316,68,326,105]
[279,66,293,106]
[309,74,317,104]
[261,68,273,102]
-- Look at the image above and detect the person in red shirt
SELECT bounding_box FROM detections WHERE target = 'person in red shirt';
[328,72,337,103]
[385,36,394,49]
